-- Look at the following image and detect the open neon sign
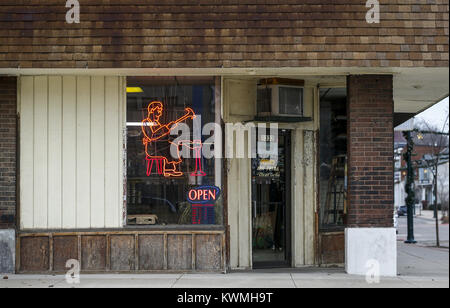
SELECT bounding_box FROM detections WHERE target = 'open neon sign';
[187,186,220,204]
[141,101,207,178]
[187,186,221,225]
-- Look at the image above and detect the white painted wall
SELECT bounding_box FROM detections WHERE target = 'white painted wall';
[19,76,126,230]
[345,228,397,277]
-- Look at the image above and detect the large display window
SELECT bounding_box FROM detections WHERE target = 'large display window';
[126,77,223,226]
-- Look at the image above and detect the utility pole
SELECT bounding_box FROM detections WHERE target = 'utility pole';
[403,131,417,244]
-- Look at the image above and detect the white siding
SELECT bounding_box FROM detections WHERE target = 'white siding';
[19,76,125,230]
[19,76,34,229]
[47,76,63,229]
[33,76,48,228]
[62,76,77,228]
[104,77,122,228]
[76,76,91,228]
[90,76,106,228]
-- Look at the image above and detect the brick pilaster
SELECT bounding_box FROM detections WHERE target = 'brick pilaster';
[0,76,17,229]
[347,75,394,228]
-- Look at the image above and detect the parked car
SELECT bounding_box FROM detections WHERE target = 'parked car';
[397,206,407,216]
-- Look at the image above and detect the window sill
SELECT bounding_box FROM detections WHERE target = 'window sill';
[19,225,226,234]
[319,225,346,233]
[123,224,226,232]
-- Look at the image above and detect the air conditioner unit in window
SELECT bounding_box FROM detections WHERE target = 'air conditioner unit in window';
[257,79,304,118]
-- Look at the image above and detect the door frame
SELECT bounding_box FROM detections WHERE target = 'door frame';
[252,129,292,269]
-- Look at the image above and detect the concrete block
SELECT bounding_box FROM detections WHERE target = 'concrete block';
[0,230,15,274]
[345,228,397,277]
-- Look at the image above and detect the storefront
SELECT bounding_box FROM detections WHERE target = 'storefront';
[9,75,322,272]
[0,1,448,276]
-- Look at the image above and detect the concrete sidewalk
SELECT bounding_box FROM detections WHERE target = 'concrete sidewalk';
[397,211,449,248]
[415,210,446,221]
[1,242,448,288]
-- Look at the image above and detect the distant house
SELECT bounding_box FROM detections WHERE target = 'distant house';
[394,131,449,210]
[436,148,449,208]
[394,131,407,210]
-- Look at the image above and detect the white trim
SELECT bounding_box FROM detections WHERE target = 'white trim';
[0,67,439,76]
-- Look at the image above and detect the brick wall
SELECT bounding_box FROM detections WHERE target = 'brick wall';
[347,75,394,228]
[0,76,17,229]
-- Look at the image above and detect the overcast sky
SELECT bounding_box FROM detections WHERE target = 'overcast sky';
[415,97,449,133]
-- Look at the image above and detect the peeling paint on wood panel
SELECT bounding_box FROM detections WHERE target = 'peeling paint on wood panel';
[81,235,106,271]
[18,230,225,273]
[138,235,164,270]
[110,235,135,271]
[320,232,345,265]
[167,235,192,270]
[53,236,78,272]
[20,236,49,272]
[292,129,305,266]
[195,234,222,271]
[303,130,316,265]
[302,131,314,167]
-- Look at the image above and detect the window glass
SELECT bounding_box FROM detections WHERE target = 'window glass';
[278,87,303,115]
[319,88,347,230]
[126,77,222,226]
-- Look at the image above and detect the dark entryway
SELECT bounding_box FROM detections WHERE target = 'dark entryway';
[252,129,292,268]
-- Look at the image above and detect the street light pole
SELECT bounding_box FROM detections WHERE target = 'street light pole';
[433,162,440,247]
[403,131,417,244]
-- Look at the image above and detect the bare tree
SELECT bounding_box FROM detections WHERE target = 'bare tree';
[414,111,449,247]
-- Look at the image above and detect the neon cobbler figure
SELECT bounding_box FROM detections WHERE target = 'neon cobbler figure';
[142,101,195,177]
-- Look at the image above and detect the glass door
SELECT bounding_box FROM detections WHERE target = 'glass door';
[252,129,291,268]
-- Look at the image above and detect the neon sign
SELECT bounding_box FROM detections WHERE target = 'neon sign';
[187,186,221,204]
[142,101,207,178]
[187,186,221,225]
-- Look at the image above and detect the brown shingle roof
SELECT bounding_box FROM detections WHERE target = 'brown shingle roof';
[0,0,448,68]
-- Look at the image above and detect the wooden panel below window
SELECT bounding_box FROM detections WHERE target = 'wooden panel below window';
[167,234,192,270]
[19,236,49,272]
[138,235,164,271]
[319,232,345,265]
[81,236,107,271]
[195,234,223,271]
[53,236,78,272]
[110,235,135,271]
[17,230,225,273]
